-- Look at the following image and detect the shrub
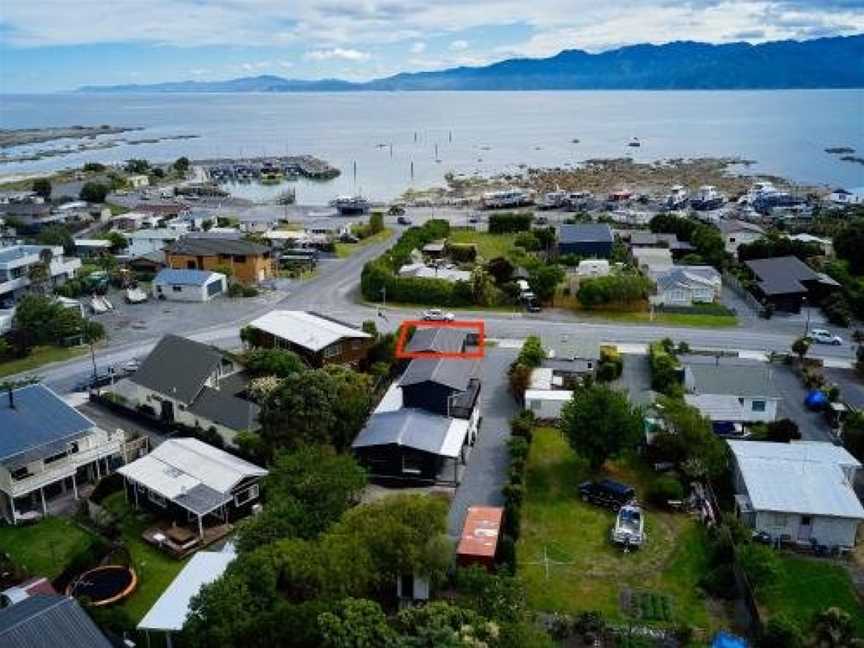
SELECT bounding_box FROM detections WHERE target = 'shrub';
[738,543,781,591]
[488,212,533,234]
[508,436,530,462]
[596,359,622,382]
[647,476,685,507]
[79,182,109,203]
[648,341,681,394]
[760,615,803,648]
[509,411,535,440]
[513,231,540,251]
[242,285,259,298]
[445,242,477,263]
[700,563,738,599]
[577,273,652,308]
[516,336,546,367]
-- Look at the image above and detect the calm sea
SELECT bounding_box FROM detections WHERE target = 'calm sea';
[1,91,862,203]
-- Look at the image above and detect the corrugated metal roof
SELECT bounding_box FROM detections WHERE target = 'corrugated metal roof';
[684,394,748,422]
[0,385,96,469]
[166,237,270,256]
[457,507,503,559]
[352,409,468,458]
[249,310,370,352]
[130,335,222,404]
[525,389,573,401]
[187,387,260,433]
[559,223,613,244]
[686,364,780,399]
[0,595,113,648]
[729,440,864,519]
[399,358,477,391]
[153,268,221,287]
[138,551,235,632]
[405,327,467,354]
[745,256,818,296]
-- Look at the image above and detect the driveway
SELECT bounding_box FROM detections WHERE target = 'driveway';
[446,347,519,537]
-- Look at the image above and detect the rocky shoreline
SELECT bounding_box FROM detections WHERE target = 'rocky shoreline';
[0,125,140,148]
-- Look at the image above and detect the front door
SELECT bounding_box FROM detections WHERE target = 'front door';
[160,400,175,423]
[798,515,813,542]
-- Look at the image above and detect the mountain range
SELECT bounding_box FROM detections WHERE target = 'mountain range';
[77,35,864,93]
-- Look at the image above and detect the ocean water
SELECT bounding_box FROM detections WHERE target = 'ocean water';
[1,90,862,204]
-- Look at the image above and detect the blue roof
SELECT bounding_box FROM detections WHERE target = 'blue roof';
[0,384,95,469]
[559,223,613,244]
[154,268,220,286]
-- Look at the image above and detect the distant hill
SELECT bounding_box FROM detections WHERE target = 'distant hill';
[77,35,864,93]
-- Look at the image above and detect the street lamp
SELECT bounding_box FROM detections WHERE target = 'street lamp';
[802,296,810,337]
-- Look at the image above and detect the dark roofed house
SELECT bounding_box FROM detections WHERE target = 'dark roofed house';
[745,256,839,313]
[404,327,468,355]
[0,595,113,648]
[0,384,126,525]
[399,358,480,419]
[111,335,259,443]
[558,224,614,258]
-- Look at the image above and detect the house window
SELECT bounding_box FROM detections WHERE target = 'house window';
[157,286,164,294]
[11,466,30,481]
[402,456,423,475]
[44,450,68,465]
[233,255,246,263]
[323,343,342,358]
[148,490,167,507]
[172,286,182,292]
[751,400,767,412]
[234,484,260,506]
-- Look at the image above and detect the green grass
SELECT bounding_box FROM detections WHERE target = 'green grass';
[0,517,98,579]
[0,345,89,378]
[101,492,188,623]
[517,428,722,631]
[758,555,864,634]
[575,310,738,328]
[334,228,393,258]
[106,201,130,216]
[447,230,519,259]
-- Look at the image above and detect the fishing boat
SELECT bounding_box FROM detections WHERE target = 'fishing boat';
[331,195,370,216]
[690,185,726,211]
[611,504,645,549]
[664,185,688,210]
[480,188,534,209]
[628,137,641,148]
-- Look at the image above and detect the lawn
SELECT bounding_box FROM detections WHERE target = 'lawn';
[575,310,738,328]
[0,517,98,580]
[517,428,723,630]
[757,555,864,634]
[0,345,89,379]
[447,229,519,259]
[102,491,188,623]
[335,228,393,258]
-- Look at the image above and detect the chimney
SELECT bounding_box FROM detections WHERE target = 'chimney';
[7,385,14,409]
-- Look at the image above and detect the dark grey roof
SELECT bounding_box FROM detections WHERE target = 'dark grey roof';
[0,385,95,469]
[352,409,455,455]
[405,328,467,354]
[166,237,269,257]
[131,335,222,404]
[174,483,232,515]
[399,358,477,391]
[187,387,260,433]
[0,595,113,648]
[686,364,781,399]
[745,256,819,296]
[559,224,613,244]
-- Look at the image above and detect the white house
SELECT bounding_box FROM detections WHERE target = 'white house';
[651,267,718,306]
[829,187,863,205]
[684,364,781,423]
[788,233,833,256]
[525,389,573,420]
[632,247,673,273]
[719,219,765,255]
[73,239,112,259]
[127,174,150,189]
[576,259,610,278]
[152,268,226,302]
[729,440,864,548]
[398,263,471,283]
[127,228,182,256]
[0,384,127,524]
[0,245,81,304]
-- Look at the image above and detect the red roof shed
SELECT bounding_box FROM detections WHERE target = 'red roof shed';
[456,506,503,569]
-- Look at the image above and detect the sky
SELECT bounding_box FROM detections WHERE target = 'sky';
[1,0,863,92]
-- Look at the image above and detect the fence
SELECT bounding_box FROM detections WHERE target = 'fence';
[722,272,765,315]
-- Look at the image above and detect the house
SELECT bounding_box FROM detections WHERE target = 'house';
[111,211,160,232]
[788,233,833,256]
[626,231,694,254]
[126,250,166,275]
[0,595,114,648]
[684,394,749,435]
[404,327,468,355]
[0,201,55,230]
[456,506,503,570]
[127,174,150,188]
[829,187,863,205]
[138,550,235,642]
[422,240,447,258]
[576,259,610,278]
[632,247,674,273]
[0,245,81,304]
[72,239,111,259]
[0,384,126,525]
[525,389,573,420]
[133,202,189,220]
[684,364,781,423]
[399,357,481,420]
[745,256,840,313]
[541,335,600,383]
[0,577,57,608]
[651,267,719,306]
[113,334,260,442]
[127,228,182,256]
[152,268,226,302]
[729,440,864,548]
[719,219,765,255]
[118,437,267,539]
[165,237,275,284]
[398,263,472,283]
[558,223,614,258]
[246,310,373,367]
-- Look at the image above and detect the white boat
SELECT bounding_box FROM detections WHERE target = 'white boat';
[330,195,370,216]
[89,295,114,314]
[125,287,148,304]
[664,185,688,210]
[480,188,534,209]
[611,505,645,548]
[691,185,726,211]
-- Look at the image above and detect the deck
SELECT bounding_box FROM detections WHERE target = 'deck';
[142,521,233,559]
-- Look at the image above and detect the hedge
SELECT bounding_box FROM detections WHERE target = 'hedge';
[488,212,533,234]
[649,341,682,394]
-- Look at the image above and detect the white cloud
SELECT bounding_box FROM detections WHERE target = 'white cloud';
[449,39,469,51]
[410,41,427,53]
[304,47,371,61]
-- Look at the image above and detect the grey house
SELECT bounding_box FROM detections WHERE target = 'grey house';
[558,224,614,258]
[404,327,468,355]
[684,364,781,423]
[745,256,840,313]
[0,595,114,648]
[399,358,480,419]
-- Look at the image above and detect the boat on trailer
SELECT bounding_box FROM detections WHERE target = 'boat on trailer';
[611,504,645,550]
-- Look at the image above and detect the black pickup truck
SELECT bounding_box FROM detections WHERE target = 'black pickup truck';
[578,479,636,511]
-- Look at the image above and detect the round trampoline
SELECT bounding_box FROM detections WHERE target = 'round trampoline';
[66,565,138,606]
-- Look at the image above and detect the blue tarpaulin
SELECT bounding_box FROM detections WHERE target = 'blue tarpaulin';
[805,389,829,410]
[712,631,749,648]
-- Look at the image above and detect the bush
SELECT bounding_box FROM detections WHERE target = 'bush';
[516,336,546,367]
[760,615,803,648]
[577,273,652,308]
[648,341,681,394]
[79,182,109,203]
[647,476,685,507]
[596,360,622,382]
[508,436,530,462]
[514,231,540,251]
[700,563,738,599]
[509,411,535,441]
[227,283,244,297]
[738,543,780,591]
[488,212,533,234]
[445,242,477,263]
[242,286,259,298]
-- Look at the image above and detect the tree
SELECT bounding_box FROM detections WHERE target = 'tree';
[360,320,378,337]
[368,211,384,235]
[318,599,396,648]
[79,181,109,203]
[124,158,150,174]
[559,383,643,469]
[834,221,864,275]
[36,224,73,251]
[528,264,564,302]
[31,178,51,200]
[516,335,546,367]
[485,256,514,284]
[83,162,106,173]
[807,607,858,648]
[245,348,305,378]
[174,156,190,173]
[738,543,780,592]
[514,231,540,251]
[324,364,374,450]
[100,231,127,250]
[792,336,811,361]
[470,266,496,306]
[652,396,727,479]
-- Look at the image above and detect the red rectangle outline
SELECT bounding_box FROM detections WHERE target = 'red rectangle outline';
[394,320,485,360]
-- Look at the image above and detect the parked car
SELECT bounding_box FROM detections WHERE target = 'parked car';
[468,214,480,224]
[388,204,406,216]
[396,215,412,226]
[422,308,455,322]
[534,215,549,225]
[579,479,636,511]
[809,329,842,345]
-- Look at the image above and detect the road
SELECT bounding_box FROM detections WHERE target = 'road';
[5,228,855,394]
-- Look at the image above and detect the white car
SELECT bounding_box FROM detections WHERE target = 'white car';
[422,308,455,322]
[809,329,843,346]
